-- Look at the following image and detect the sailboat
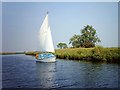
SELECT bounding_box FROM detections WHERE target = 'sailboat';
[36,12,56,62]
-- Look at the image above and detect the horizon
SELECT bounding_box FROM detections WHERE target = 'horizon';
[2,2,118,52]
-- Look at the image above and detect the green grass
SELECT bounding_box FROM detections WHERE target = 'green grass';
[24,47,120,63]
[0,52,25,55]
[55,47,120,63]
[25,51,42,56]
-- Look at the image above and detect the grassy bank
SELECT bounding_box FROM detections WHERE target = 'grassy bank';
[0,52,25,55]
[24,47,120,63]
[25,51,42,56]
[55,47,120,63]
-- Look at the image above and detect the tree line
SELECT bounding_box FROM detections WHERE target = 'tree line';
[57,25,101,49]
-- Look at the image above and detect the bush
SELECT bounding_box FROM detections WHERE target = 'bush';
[82,41,95,48]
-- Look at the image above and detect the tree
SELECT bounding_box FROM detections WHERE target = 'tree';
[69,34,81,48]
[81,25,101,46]
[57,42,68,49]
[69,25,101,48]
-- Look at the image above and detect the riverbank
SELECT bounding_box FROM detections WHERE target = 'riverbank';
[55,47,120,63]
[0,52,25,55]
[3,47,119,63]
[24,47,120,63]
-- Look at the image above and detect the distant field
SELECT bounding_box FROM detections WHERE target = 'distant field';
[25,51,42,56]
[0,52,25,55]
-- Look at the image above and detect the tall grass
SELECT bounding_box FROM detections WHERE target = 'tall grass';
[25,51,42,56]
[25,47,120,63]
[55,47,120,63]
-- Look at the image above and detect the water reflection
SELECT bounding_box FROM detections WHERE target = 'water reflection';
[36,62,56,88]
[2,55,119,88]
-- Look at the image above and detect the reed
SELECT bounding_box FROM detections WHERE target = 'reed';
[25,47,120,63]
[55,47,120,63]
[25,51,42,56]
[0,52,25,55]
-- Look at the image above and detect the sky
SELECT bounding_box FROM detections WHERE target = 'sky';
[1,0,120,2]
[2,2,118,52]
[0,2,2,52]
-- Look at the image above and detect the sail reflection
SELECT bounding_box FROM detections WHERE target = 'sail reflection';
[35,62,56,88]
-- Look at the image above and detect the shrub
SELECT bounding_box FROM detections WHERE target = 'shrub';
[82,41,95,48]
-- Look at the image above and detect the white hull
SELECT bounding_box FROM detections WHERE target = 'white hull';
[36,56,56,63]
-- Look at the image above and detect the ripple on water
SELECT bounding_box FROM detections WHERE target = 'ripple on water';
[2,55,119,88]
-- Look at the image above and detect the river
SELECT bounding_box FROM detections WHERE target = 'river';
[1,54,120,88]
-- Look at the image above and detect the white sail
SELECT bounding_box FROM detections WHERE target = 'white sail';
[45,26,55,52]
[38,13,54,53]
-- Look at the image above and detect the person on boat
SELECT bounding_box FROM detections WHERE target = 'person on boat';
[36,54,38,59]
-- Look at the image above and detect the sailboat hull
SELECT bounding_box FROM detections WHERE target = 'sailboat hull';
[36,56,56,63]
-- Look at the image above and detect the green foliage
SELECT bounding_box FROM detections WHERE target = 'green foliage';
[95,45,104,48]
[69,25,101,48]
[81,25,100,44]
[25,51,42,56]
[57,42,68,49]
[82,41,95,48]
[69,34,81,48]
[25,47,120,63]
[55,47,120,63]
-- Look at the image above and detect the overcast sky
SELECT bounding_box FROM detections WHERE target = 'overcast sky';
[2,2,118,52]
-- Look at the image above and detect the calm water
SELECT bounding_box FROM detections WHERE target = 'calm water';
[2,54,120,88]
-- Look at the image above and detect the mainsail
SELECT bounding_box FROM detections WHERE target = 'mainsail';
[38,13,55,53]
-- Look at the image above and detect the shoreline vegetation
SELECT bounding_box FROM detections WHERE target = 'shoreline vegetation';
[0,52,25,55]
[55,47,120,63]
[25,47,120,63]
[1,47,120,63]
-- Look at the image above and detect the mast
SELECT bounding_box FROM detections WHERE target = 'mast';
[44,11,55,53]
[38,11,54,53]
